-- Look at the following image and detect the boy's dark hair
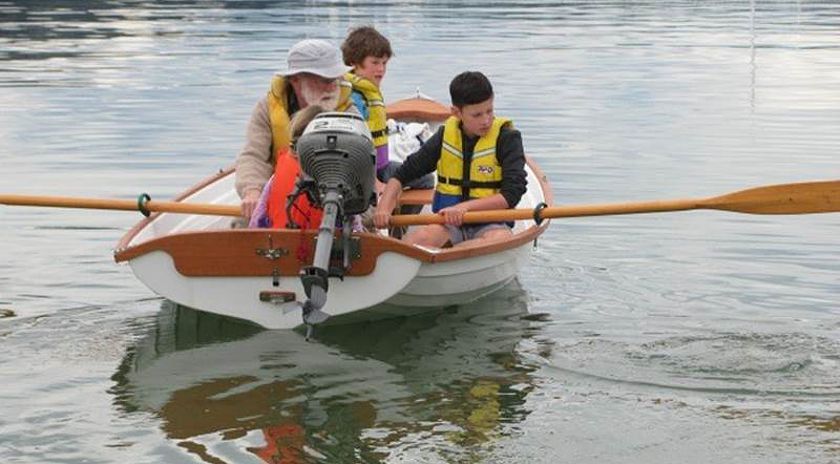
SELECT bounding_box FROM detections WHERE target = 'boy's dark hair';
[449,71,494,108]
[341,26,393,66]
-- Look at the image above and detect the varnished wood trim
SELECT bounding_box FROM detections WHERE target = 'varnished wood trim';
[115,99,554,274]
[114,167,235,255]
[526,155,555,207]
[114,222,547,276]
[386,98,450,122]
[116,158,553,271]
[397,188,434,206]
[115,229,436,275]
[173,166,236,202]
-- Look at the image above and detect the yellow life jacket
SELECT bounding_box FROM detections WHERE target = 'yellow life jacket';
[435,116,511,205]
[343,72,388,149]
[266,75,353,157]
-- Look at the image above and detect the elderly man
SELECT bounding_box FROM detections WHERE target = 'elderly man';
[235,39,358,218]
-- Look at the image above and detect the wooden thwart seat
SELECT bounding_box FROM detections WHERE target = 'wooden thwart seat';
[396,188,434,207]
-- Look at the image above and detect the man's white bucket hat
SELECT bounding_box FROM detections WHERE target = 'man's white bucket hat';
[279,39,352,78]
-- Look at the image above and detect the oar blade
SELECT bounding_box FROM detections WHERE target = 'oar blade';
[702,180,840,215]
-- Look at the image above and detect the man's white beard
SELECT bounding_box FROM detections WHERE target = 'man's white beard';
[301,81,339,111]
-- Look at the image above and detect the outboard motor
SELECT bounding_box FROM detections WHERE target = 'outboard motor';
[293,112,376,331]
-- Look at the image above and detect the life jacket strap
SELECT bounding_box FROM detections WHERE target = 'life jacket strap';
[436,175,502,189]
[370,128,389,139]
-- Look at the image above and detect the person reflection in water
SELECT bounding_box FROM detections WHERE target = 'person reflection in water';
[247,400,379,463]
[247,419,306,464]
[111,297,544,463]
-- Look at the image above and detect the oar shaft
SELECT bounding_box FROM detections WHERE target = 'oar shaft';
[0,194,241,217]
[543,199,699,218]
[145,201,240,217]
[388,199,700,226]
[0,194,136,211]
[389,180,839,226]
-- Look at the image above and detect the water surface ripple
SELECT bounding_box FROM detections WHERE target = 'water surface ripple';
[1,1,839,463]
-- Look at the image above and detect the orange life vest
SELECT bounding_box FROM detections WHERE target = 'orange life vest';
[250,423,305,464]
[267,148,323,229]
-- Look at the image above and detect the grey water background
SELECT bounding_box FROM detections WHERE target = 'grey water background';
[1,1,839,462]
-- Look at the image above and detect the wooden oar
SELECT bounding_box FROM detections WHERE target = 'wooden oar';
[2,179,837,224]
[0,194,241,217]
[389,179,840,227]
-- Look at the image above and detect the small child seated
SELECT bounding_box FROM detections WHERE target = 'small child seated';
[341,26,434,200]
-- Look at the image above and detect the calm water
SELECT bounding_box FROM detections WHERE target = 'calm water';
[1,1,839,462]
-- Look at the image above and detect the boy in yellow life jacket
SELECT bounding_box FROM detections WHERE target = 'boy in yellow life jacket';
[341,26,434,199]
[373,71,528,248]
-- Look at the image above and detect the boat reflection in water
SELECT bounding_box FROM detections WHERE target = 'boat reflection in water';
[110,280,551,463]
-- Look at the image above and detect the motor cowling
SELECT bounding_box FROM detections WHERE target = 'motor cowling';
[295,112,376,215]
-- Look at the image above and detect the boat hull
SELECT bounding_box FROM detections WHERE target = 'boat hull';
[121,229,533,329]
[126,248,423,329]
[114,97,552,329]
[386,245,528,307]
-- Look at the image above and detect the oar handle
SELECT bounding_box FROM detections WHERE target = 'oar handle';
[144,200,241,217]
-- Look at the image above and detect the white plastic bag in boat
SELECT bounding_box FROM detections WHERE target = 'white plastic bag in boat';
[387,119,434,162]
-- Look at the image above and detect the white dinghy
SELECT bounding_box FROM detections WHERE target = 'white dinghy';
[114,97,553,329]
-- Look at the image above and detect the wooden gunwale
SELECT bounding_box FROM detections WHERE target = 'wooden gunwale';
[114,157,551,276]
[114,167,235,256]
[115,99,446,257]
[114,95,552,276]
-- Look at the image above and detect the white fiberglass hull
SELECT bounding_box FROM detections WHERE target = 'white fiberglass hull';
[114,97,552,329]
[126,249,423,329]
[124,235,531,329]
